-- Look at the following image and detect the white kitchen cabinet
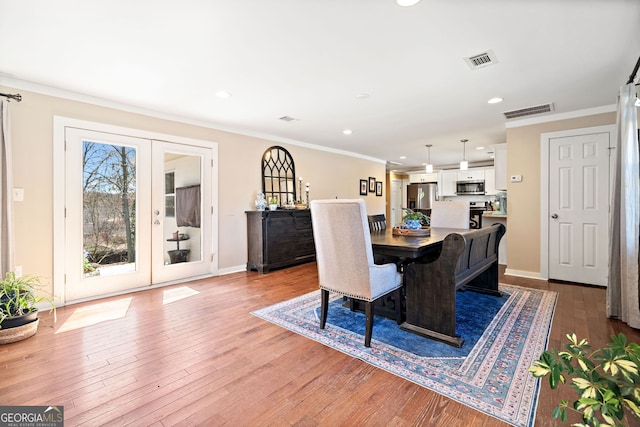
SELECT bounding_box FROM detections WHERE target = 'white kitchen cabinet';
[409,172,438,183]
[492,143,507,191]
[440,170,458,196]
[484,168,497,195]
[409,173,425,183]
[457,169,484,181]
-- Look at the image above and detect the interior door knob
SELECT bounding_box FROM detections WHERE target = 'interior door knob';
[551,213,558,219]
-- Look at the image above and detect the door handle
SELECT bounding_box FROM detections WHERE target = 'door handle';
[551,213,558,219]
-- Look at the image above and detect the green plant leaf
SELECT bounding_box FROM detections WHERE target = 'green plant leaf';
[623,398,640,417]
[528,364,550,377]
[550,364,562,389]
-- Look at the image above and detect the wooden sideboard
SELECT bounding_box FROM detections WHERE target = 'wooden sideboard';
[246,209,316,273]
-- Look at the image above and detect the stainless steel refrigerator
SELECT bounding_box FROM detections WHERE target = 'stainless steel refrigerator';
[407,183,438,211]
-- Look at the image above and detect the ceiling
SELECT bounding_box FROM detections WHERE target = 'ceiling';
[1,0,639,172]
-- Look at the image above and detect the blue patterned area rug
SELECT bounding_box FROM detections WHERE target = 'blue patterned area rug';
[252,284,557,427]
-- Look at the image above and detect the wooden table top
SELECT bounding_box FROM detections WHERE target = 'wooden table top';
[370,227,458,259]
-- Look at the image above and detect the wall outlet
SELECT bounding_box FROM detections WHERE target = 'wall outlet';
[510,175,523,183]
[14,265,22,277]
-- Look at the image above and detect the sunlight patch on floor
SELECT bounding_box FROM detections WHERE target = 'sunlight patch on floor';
[55,297,132,333]
[163,286,200,305]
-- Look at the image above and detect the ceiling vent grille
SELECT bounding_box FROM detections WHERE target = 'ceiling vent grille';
[279,115,299,122]
[503,103,555,119]
[464,50,498,70]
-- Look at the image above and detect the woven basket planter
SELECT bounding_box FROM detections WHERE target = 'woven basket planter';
[0,318,39,344]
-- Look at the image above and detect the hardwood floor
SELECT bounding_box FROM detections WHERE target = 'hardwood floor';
[1,263,639,426]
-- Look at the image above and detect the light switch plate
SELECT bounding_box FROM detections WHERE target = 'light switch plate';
[13,188,24,201]
[510,175,523,183]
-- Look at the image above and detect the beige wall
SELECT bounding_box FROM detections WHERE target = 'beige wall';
[2,86,386,296]
[505,111,615,276]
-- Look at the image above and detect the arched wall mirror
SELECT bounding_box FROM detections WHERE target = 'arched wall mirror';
[262,146,297,205]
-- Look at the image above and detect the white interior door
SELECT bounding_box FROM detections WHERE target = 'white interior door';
[548,132,610,286]
[390,179,403,227]
[64,128,213,302]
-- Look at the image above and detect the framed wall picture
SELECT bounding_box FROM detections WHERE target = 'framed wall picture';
[368,177,376,193]
[376,181,383,197]
[359,179,368,196]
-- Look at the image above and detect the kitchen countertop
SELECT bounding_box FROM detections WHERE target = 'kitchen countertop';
[483,211,507,218]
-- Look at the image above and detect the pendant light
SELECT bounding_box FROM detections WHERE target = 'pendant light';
[425,144,433,173]
[459,139,468,171]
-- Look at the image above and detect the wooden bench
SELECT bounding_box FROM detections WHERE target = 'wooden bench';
[402,223,506,347]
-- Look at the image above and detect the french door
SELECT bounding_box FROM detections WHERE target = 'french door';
[64,127,213,301]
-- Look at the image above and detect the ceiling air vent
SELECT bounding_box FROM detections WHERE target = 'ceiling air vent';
[503,103,555,119]
[464,49,498,70]
[279,116,299,122]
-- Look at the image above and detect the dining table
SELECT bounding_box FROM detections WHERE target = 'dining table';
[369,227,454,261]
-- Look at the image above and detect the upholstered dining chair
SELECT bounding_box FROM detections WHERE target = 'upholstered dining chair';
[367,214,387,232]
[310,199,403,347]
[429,200,471,229]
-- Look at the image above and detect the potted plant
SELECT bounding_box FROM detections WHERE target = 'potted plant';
[402,208,429,230]
[0,272,55,343]
[268,196,278,210]
[529,332,640,426]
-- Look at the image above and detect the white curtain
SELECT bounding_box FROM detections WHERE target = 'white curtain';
[0,99,15,276]
[607,83,640,328]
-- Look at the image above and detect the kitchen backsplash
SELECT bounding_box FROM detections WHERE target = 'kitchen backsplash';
[441,194,498,207]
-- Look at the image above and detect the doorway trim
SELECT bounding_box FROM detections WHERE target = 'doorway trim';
[539,124,616,281]
[53,116,219,306]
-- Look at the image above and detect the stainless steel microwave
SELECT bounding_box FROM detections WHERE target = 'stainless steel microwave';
[456,180,485,195]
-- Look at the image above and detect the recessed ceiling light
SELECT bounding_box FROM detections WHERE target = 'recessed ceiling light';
[399,156,406,159]
[216,91,232,98]
[343,129,353,135]
[476,146,485,150]
[356,93,370,99]
[397,0,421,6]
[488,97,503,104]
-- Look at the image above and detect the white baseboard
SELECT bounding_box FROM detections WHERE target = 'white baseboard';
[504,268,545,280]
[218,265,248,275]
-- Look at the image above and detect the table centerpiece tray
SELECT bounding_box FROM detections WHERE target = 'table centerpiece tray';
[392,226,431,236]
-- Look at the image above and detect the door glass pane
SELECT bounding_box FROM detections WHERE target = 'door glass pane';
[83,141,137,278]
[163,153,202,265]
